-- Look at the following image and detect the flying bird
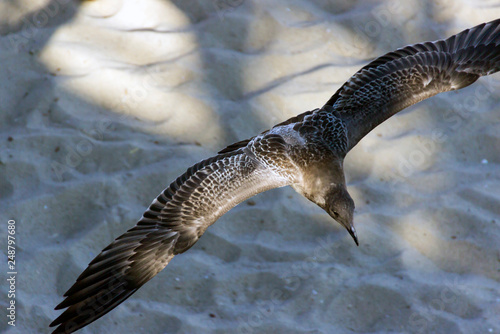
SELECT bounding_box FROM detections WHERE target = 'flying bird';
[51,19,500,333]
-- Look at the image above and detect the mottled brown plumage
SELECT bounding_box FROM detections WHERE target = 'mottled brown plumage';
[51,19,500,333]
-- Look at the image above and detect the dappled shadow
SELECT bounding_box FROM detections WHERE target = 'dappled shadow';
[171,0,278,142]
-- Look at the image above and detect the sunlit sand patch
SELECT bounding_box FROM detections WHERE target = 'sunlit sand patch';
[37,2,224,145]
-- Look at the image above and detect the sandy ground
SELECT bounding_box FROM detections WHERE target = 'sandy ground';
[1,0,500,333]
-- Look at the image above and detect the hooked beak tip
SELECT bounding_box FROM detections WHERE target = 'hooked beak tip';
[348,226,359,246]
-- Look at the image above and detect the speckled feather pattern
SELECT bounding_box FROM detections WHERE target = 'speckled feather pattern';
[50,137,294,334]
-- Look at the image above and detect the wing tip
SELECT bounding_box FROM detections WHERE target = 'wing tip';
[50,285,139,334]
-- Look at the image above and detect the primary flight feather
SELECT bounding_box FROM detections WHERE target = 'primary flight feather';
[51,19,500,333]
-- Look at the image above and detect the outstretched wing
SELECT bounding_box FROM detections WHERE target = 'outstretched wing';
[50,134,295,334]
[325,19,500,151]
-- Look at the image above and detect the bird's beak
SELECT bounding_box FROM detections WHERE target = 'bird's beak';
[345,224,359,246]
[328,211,359,246]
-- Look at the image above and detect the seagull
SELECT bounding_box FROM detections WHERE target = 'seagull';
[51,19,500,333]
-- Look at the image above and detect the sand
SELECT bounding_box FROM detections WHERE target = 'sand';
[1,0,499,333]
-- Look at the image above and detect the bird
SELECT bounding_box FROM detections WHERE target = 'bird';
[51,19,500,333]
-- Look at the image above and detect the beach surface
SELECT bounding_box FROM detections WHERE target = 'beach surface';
[1,0,499,333]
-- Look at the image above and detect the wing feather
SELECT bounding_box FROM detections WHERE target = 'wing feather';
[51,135,295,334]
[325,19,500,151]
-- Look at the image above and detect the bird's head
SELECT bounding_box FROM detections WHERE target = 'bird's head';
[323,184,357,245]
[292,156,358,245]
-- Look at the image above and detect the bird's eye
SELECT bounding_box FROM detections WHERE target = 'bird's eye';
[333,211,339,217]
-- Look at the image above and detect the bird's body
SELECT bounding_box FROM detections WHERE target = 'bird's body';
[51,19,500,333]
